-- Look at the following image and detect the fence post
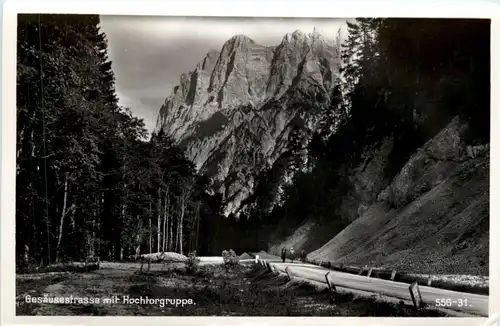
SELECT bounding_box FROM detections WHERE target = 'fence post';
[409,281,424,310]
[390,270,397,281]
[325,272,338,303]
[255,255,259,264]
[285,266,292,281]
[367,267,374,278]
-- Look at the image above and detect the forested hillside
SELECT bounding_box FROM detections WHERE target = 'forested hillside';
[259,19,490,273]
[16,14,231,270]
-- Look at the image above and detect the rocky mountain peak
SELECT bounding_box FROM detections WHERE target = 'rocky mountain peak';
[282,29,308,45]
[226,34,256,46]
[156,29,341,216]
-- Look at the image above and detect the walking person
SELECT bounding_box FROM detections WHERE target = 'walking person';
[281,247,287,263]
[289,247,295,263]
[300,249,306,263]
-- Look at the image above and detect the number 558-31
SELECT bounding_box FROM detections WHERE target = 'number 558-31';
[435,299,452,307]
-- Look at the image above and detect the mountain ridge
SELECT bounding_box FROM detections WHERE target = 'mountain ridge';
[155,28,341,216]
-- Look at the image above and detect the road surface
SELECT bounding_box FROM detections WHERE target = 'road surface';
[253,253,488,317]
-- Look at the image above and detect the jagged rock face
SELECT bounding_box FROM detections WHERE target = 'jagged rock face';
[156,30,340,216]
[270,116,490,275]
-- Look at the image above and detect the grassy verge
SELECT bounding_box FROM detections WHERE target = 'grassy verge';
[17,262,100,274]
[395,274,488,296]
[16,274,71,315]
[121,264,449,316]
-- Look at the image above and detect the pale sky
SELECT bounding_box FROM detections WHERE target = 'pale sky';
[99,16,348,135]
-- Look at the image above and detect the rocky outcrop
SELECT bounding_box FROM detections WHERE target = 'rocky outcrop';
[377,116,479,208]
[155,30,340,216]
[272,116,489,275]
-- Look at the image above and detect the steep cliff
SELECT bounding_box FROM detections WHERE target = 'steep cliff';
[269,116,489,275]
[155,30,340,216]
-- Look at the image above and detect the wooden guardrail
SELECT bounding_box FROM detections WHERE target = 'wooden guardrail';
[257,259,488,317]
[307,259,406,282]
[304,259,488,296]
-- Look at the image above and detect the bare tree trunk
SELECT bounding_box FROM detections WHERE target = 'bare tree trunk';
[168,205,173,251]
[157,187,161,252]
[98,192,104,259]
[195,201,200,253]
[175,201,180,253]
[70,212,76,231]
[149,197,152,254]
[149,218,152,254]
[91,214,96,258]
[165,208,172,251]
[179,196,185,255]
[162,217,166,252]
[91,194,99,258]
[24,244,30,264]
[17,109,37,174]
[162,189,168,251]
[17,127,25,164]
[55,173,73,263]
[135,231,141,260]
[121,203,126,261]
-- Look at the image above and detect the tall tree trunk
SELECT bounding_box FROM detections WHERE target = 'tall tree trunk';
[90,212,96,258]
[168,200,173,251]
[165,207,170,251]
[195,201,200,253]
[135,227,141,260]
[17,108,37,174]
[175,200,180,253]
[162,217,166,252]
[149,197,152,254]
[24,244,30,264]
[179,196,185,255]
[149,219,152,255]
[98,192,104,259]
[162,189,168,251]
[157,187,161,252]
[121,203,126,260]
[17,127,25,163]
[55,173,70,263]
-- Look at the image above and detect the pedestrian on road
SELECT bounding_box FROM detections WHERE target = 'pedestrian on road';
[290,247,295,263]
[281,247,287,263]
[300,250,306,262]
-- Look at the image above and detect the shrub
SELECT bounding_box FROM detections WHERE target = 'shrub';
[222,249,239,270]
[186,251,200,274]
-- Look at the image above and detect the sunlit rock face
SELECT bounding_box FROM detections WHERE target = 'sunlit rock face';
[155,30,340,216]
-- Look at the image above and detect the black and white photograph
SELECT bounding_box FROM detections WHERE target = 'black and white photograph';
[12,11,491,318]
